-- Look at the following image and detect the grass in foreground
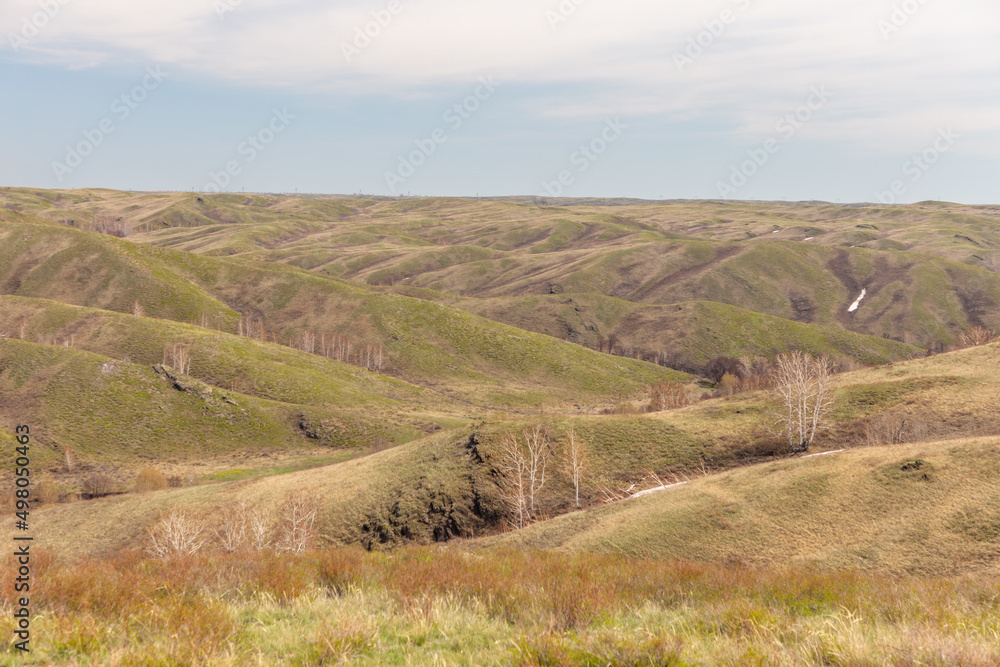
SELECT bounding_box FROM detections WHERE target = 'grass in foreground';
[2,547,999,665]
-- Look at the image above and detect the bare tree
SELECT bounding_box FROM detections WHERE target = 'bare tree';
[300,331,316,354]
[497,432,528,529]
[163,344,191,374]
[772,351,834,454]
[648,380,692,412]
[147,508,207,558]
[864,413,908,448]
[63,447,77,473]
[238,316,266,340]
[524,424,550,517]
[566,428,587,509]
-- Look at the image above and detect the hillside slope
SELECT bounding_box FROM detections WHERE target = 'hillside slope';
[0,219,684,408]
[481,436,1000,575]
[19,343,1000,564]
[6,190,999,354]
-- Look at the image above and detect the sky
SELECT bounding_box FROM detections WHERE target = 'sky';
[1,0,998,203]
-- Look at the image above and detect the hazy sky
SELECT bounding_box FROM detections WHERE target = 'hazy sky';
[2,0,997,202]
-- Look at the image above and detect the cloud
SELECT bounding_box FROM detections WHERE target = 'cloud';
[2,0,998,152]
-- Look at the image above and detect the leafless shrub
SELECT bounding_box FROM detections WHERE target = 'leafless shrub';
[772,351,834,454]
[162,344,191,374]
[214,501,277,553]
[147,508,207,558]
[91,216,130,237]
[275,492,320,554]
[247,504,273,551]
[215,501,252,553]
[648,380,692,412]
[132,301,145,317]
[956,326,997,348]
[134,468,169,492]
[864,413,908,448]
[167,475,184,488]
[82,474,116,498]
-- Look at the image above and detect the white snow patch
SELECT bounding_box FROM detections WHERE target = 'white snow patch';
[848,289,867,313]
[804,237,814,241]
[628,481,688,500]
[772,230,780,233]
[800,449,845,459]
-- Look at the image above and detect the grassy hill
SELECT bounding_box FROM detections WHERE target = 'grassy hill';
[5,189,1000,358]
[0,219,684,409]
[0,337,444,484]
[18,342,1000,565]
[483,436,1000,575]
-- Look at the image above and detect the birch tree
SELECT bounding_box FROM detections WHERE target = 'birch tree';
[566,428,587,509]
[773,351,834,453]
[498,431,528,528]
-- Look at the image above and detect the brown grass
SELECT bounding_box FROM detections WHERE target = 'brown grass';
[1,546,999,664]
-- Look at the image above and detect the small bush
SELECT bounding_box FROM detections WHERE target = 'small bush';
[134,468,169,492]
[82,474,116,498]
[714,373,740,397]
[956,326,997,348]
[147,508,207,558]
[34,481,60,505]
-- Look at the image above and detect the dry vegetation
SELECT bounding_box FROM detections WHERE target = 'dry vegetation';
[2,547,999,665]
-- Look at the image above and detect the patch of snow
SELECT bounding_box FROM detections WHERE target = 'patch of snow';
[629,481,688,500]
[772,230,780,233]
[801,449,845,459]
[848,289,867,313]
[804,237,814,241]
